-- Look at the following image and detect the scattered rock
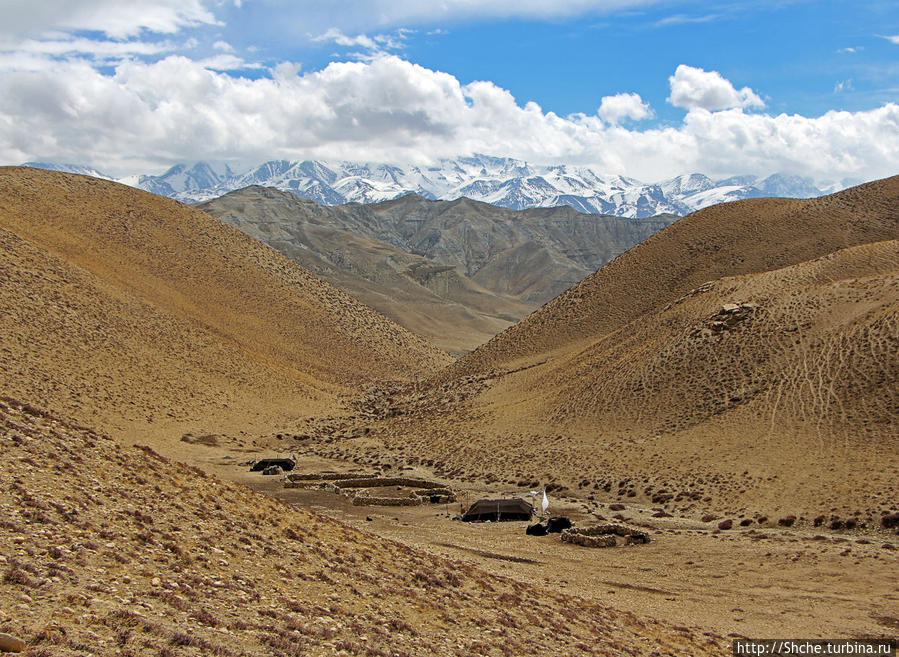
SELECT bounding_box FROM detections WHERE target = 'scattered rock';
[701,514,717,523]
[0,633,25,652]
[881,513,899,529]
[778,515,796,527]
[717,519,733,530]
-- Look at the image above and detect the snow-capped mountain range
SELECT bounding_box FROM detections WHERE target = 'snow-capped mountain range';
[23,156,828,217]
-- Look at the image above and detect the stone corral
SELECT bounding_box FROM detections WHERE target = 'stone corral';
[561,523,650,548]
[332,477,448,489]
[283,472,455,505]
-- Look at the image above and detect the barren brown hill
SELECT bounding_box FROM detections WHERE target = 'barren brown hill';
[305,179,899,524]
[451,176,899,377]
[0,396,724,656]
[314,238,898,523]
[0,167,450,443]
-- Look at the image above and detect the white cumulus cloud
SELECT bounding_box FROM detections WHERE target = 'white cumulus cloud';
[1,55,897,188]
[668,64,765,111]
[0,0,219,39]
[597,92,653,124]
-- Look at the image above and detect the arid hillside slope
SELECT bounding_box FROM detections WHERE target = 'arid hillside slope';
[0,396,724,656]
[451,176,899,377]
[329,239,898,521]
[313,179,899,521]
[0,167,450,442]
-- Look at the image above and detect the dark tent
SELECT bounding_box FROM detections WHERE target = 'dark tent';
[462,498,534,522]
[250,458,296,472]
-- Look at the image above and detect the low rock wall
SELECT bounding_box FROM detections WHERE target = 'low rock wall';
[560,532,616,548]
[282,472,454,505]
[352,496,422,507]
[334,477,446,489]
[561,523,650,547]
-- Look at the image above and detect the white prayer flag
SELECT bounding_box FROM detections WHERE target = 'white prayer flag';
[541,489,549,515]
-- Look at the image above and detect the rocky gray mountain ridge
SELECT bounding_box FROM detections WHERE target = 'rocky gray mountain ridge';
[196,186,676,353]
[24,156,828,218]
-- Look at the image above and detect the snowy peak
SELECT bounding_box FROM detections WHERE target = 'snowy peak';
[659,173,716,197]
[136,161,234,197]
[757,173,822,197]
[23,156,827,218]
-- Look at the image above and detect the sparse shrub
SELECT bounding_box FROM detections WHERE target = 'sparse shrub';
[149,590,189,611]
[170,631,231,654]
[3,566,38,588]
[104,609,144,628]
[334,640,362,655]
[110,551,130,564]
[189,608,221,627]
[259,632,309,656]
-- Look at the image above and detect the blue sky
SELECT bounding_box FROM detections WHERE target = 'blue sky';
[263,0,899,119]
[1,0,898,184]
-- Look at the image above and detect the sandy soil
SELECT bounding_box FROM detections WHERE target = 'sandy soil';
[194,449,899,643]
[0,397,727,657]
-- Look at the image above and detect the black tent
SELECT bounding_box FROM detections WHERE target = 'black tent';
[462,498,534,522]
[250,458,296,472]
